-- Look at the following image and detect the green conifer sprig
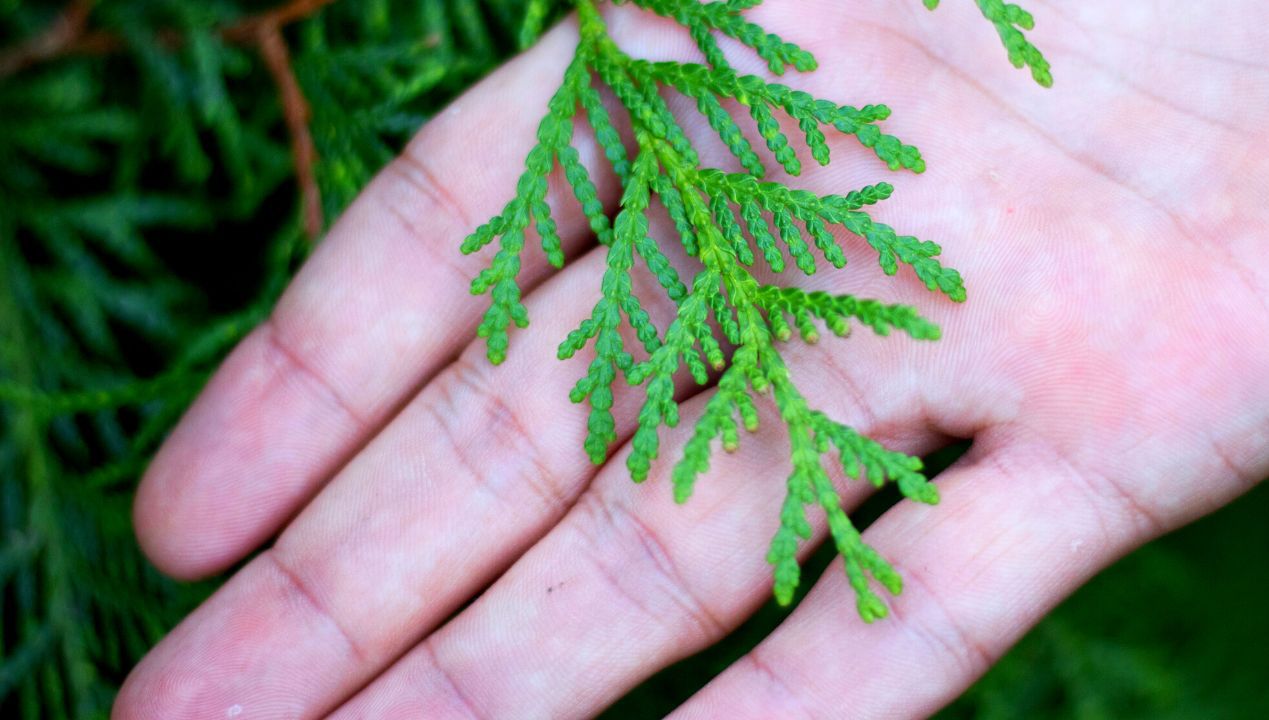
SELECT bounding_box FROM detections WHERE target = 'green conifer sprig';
[924,0,1053,87]
[465,0,1049,619]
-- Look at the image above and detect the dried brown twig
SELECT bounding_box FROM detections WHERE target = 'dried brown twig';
[0,0,96,78]
[258,21,323,239]
[55,0,340,58]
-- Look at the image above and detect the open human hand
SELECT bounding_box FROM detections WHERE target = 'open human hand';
[114,1,1268,717]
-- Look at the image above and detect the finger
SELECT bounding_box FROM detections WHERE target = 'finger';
[668,432,1248,720]
[133,24,612,579]
[327,334,952,720]
[113,242,694,720]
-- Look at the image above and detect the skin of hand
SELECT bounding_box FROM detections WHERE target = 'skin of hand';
[112,1,1268,718]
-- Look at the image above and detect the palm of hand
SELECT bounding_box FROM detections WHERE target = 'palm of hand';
[115,1,1267,718]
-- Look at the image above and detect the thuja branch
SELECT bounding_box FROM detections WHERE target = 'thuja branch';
[0,235,90,705]
[457,0,1049,620]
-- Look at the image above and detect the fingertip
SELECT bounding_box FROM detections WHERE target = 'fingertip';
[112,617,221,720]
[131,326,360,581]
[132,460,229,581]
[115,557,366,720]
[111,655,185,720]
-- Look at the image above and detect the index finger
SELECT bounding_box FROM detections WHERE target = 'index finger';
[134,24,608,580]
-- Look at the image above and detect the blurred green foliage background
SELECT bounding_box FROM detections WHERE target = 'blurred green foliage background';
[0,1,1264,717]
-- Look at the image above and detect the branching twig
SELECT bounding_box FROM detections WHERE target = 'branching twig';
[0,0,334,240]
[223,0,342,39]
[72,0,339,54]
[0,0,95,78]
[0,0,339,76]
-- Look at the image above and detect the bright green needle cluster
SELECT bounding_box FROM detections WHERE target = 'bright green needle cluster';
[464,0,1048,620]
[925,0,1053,87]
